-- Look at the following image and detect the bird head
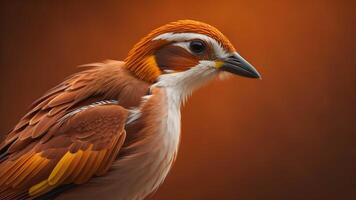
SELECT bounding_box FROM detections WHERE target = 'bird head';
[125,20,261,90]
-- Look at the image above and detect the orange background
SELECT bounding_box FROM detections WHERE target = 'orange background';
[0,1,355,200]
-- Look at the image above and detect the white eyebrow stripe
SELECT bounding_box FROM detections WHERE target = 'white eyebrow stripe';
[153,32,230,59]
[172,41,191,53]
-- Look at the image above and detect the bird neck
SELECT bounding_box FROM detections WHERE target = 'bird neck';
[152,62,217,105]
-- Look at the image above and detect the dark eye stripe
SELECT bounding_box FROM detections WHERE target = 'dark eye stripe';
[155,45,199,71]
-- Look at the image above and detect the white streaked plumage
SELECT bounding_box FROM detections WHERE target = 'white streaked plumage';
[61,100,119,121]
[126,108,142,125]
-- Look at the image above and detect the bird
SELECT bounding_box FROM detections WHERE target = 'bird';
[0,20,261,200]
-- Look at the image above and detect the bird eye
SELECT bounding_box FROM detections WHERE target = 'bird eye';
[189,40,206,54]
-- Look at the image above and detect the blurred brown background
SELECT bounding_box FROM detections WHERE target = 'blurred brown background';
[0,1,355,200]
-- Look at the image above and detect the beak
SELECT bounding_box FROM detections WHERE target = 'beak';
[219,53,261,79]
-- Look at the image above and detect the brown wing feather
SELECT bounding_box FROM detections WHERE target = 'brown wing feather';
[0,104,127,199]
[0,60,150,199]
[1,60,148,154]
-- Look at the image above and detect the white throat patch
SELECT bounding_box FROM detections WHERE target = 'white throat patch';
[153,61,218,105]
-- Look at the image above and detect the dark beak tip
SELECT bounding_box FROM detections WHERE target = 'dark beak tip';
[243,68,261,79]
[251,71,262,79]
[221,54,261,80]
[246,73,262,79]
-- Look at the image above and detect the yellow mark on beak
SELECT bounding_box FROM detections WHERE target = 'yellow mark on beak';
[215,60,224,69]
